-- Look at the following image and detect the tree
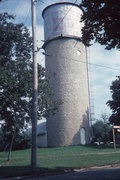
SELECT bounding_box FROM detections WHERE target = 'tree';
[0,13,56,154]
[0,13,32,133]
[107,76,120,125]
[80,0,120,50]
[92,120,111,144]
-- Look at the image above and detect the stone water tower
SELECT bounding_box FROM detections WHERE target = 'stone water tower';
[42,2,91,147]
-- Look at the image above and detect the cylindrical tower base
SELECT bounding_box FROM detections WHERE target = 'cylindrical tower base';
[45,38,90,147]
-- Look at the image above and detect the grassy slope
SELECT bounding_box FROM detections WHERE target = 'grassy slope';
[0,145,120,177]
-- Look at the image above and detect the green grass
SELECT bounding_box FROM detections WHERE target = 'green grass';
[0,145,120,178]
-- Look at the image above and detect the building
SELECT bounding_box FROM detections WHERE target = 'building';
[26,119,47,148]
[42,2,91,147]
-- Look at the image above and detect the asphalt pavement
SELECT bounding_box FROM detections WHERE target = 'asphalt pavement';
[3,167,120,180]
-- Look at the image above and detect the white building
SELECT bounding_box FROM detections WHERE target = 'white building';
[26,119,47,147]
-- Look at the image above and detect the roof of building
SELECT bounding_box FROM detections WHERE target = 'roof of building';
[26,119,47,135]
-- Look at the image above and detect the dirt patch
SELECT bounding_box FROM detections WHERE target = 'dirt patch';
[73,164,120,172]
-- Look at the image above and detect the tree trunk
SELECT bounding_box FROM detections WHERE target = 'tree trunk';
[7,129,16,161]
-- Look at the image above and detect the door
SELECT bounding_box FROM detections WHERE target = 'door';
[80,128,86,145]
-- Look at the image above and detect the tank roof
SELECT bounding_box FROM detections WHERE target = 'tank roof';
[42,2,82,18]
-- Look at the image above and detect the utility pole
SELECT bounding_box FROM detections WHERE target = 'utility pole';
[31,0,38,168]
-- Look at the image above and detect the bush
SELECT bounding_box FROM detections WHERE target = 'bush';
[0,129,6,151]
[12,133,31,150]
[0,130,31,151]
[92,120,112,144]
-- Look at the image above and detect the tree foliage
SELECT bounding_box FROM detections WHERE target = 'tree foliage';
[0,13,56,150]
[92,120,111,144]
[107,76,120,125]
[0,129,31,151]
[80,0,120,50]
[0,13,32,132]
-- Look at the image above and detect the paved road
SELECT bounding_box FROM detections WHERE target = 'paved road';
[4,167,120,180]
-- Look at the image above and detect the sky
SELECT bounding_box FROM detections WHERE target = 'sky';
[0,0,120,121]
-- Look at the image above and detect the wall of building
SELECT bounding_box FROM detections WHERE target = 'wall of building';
[26,120,47,148]
[37,133,47,148]
[45,38,90,147]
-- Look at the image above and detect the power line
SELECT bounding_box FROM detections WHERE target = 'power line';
[1,36,119,72]
[39,0,58,4]
[38,0,81,5]
[42,52,120,72]
[23,8,31,25]
[38,0,48,5]
[38,0,58,5]
[53,0,78,32]
[65,56,120,72]
[13,0,24,17]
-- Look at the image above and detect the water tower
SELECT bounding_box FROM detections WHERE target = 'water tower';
[42,2,91,147]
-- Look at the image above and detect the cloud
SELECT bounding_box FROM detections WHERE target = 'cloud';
[89,43,120,118]
[28,24,45,66]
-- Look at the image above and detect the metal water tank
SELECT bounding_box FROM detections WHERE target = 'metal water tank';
[42,2,83,41]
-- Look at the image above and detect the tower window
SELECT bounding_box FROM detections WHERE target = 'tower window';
[77,50,81,56]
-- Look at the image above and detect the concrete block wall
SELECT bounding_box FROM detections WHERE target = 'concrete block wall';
[45,38,90,147]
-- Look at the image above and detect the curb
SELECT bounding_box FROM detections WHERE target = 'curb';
[2,164,120,180]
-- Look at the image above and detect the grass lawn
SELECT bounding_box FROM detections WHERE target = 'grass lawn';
[0,145,120,178]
